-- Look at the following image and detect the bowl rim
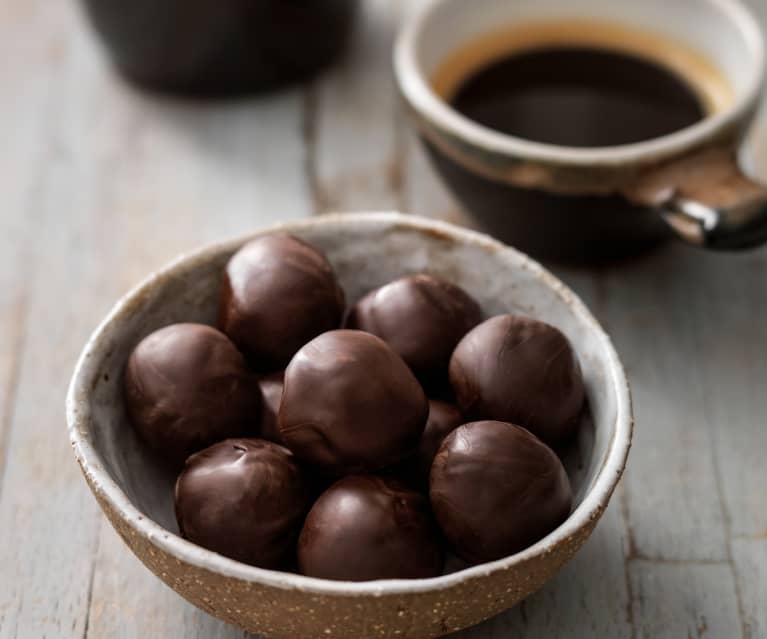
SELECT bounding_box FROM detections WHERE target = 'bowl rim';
[66,212,633,596]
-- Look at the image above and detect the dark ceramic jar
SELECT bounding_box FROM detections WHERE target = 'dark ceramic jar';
[81,0,357,95]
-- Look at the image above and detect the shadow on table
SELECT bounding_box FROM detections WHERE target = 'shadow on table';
[446,497,631,639]
[110,78,309,182]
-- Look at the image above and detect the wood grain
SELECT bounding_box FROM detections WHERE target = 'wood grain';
[686,251,767,539]
[0,0,69,494]
[311,0,404,212]
[403,130,470,227]
[452,495,633,639]
[630,561,741,639]
[0,3,106,637]
[598,246,732,562]
[87,525,250,639]
[0,1,307,637]
[732,538,767,639]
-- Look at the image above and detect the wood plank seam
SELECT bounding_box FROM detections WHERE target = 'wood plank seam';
[592,271,637,639]
[1,574,23,639]
[392,107,408,213]
[695,342,750,639]
[617,466,638,639]
[302,83,323,215]
[626,558,732,566]
[732,532,767,540]
[628,558,743,638]
[82,526,101,639]
[0,291,29,499]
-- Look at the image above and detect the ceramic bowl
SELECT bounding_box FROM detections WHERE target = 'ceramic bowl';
[66,212,632,639]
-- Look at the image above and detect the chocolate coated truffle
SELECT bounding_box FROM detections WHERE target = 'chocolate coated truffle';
[430,421,572,564]
[124,323,259,468]
[175,438,309,569]
[414,400,464,485]
[257,372,284,445]
[346,274,481,387]
[449,315,585,446]
[297,475,444,581]
[394,400,464,489]
[218,233,345,371]
[279,330,428,475]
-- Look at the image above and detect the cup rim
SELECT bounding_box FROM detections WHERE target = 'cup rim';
[394,0,766,168]
[66,212,633,597]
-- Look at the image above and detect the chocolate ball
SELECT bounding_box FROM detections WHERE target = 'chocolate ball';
[449,315,585,446]
[218,233,345,371]
[175,438,309,569]
[297,475,444,581]
[430,421,572,564]
[124,323,259,468]
[346,274,481,387]
[392,400,464,489]
[257,372,284,445]
[279,330,428,475]
[414,400,464,485]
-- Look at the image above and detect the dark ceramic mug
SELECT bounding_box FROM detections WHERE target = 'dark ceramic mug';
[81,0,357,95]
[395,0,767,262]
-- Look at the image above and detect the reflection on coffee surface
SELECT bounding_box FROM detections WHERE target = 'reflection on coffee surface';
[451,47,705,147]
[433,20,733,148]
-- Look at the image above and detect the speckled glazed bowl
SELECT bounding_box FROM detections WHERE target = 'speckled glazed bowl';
[66,213,632,639]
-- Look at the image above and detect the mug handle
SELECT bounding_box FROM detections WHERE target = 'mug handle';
[624,148,767,250]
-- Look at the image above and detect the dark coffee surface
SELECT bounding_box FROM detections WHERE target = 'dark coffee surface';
[451,47,705,147]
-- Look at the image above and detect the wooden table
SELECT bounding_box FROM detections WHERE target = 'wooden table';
[1,1,765,637]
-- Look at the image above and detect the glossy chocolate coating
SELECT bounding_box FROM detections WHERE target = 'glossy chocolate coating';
[218,233,345,371]
[175,438,309,569]
[449,315,585,446]
[414,400,464,486]
[124,323,259,468]
[430,420,572,564]
[346,274,481,387]
[257,372,284,445]
[297,475,444,581]
[393,400,464,489]
[279,330,428,475]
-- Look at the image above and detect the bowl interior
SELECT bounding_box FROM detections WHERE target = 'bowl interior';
[78,215,618,577]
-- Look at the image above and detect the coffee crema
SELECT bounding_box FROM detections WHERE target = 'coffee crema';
[433,20,734,148]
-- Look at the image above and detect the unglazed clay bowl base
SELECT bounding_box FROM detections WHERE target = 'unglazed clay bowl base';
[67,212,632,639]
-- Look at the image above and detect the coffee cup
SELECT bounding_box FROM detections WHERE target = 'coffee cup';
[395,0,767,262]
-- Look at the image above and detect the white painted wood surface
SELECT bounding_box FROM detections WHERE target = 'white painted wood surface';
[0,1,765,638]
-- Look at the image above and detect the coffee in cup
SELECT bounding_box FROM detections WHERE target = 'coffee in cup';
[432,20,734,148]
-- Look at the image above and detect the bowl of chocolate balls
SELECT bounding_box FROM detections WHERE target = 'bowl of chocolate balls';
[67,212,632,639]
